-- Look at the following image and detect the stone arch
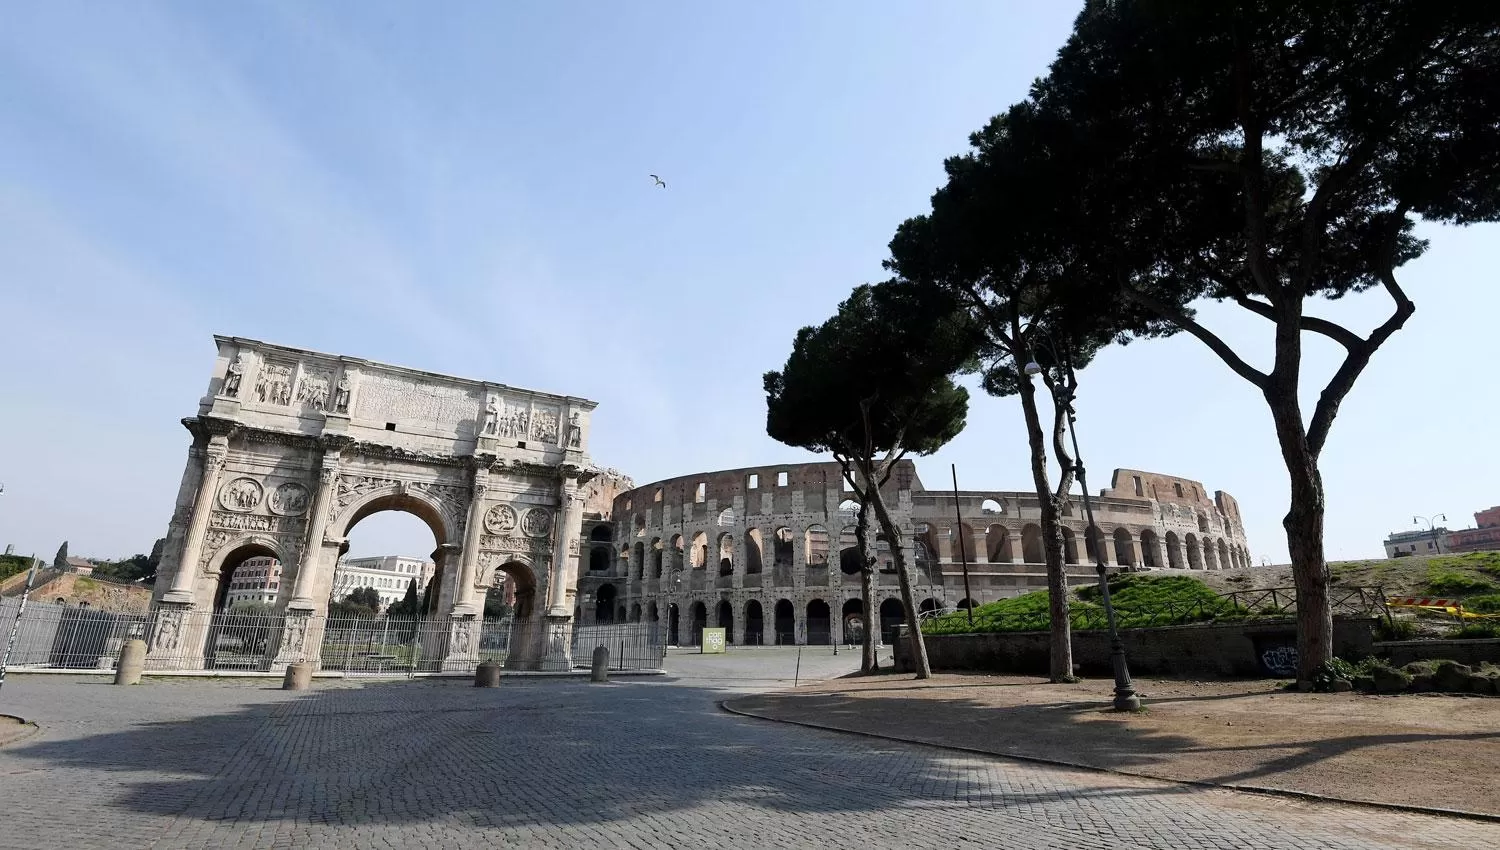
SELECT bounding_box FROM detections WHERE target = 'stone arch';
[745,528,764,574]
[1084,525,1106,564]
[950,522,978,564]
[912,523,938,568]
[589,525,612,543]
[1202,537,1219,570]
[981,498,1003,515]
[772,527,794,569]
[1165,531,1184,569]
[805,524,831,567]
[773,599,795,645]
[633,542,646,578]
[1060,527,1079,564]
[588,545,610,573]
[918,597,940,617]
[838,525,862,575]
[716,599,733,637]
[630,602,642,622]
[717,532,735,576]
[957,598,976,611]
[1185,533,1203,570]
[717,507,736,527]
[206,539,290,612]
[1112,528,1136,568]
[841,598,864,645]
[595,583,617,623]
[986,524,1013,563]
[1139,529,1161,569]
[669,534,685,572]
[806,599,831,645]
[689,531,708,570]
[745,600,765,645]
[879,597,905,645]
[689,601,707,645]
[333,488,456,547]
[650,537,664,578]
[1021,523,1045,564]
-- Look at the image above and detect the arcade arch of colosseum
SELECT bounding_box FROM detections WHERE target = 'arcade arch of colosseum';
[572,461,1253,647]
[149,336,618,671]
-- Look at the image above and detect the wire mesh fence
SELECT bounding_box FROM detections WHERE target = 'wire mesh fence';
[1,600,666,675]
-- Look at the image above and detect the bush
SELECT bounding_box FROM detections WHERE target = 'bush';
[1463,594,1500,614]
[925,575,1245,635]
[1449,622,1500,640]
[1374,617,1418,641]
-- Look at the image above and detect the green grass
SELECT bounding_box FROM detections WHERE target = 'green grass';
[1464,594,1500,614]
[923,574,1258,635]
[0,554,37,583]
[1426,566,1496,596]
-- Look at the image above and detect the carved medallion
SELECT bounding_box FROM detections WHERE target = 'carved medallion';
[219,477,264,512]
[521,507,553,538]
[269,482,311,516]
[484,504,518,534]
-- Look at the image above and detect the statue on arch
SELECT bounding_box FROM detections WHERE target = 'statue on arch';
[223,354,244,398]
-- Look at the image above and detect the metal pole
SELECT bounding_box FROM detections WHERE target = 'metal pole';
[1063,396,1141,712]
[0,555,40,694]
[951,464,974,625]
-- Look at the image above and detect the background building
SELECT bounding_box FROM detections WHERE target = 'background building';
[575,460,1252,647]
[332,555,435,610]
[222,556,282,607]
[1388,506,1500,556]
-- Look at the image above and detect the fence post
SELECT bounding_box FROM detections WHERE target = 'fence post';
[0,557,40,694]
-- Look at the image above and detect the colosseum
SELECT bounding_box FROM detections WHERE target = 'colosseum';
[572,460,1251,647]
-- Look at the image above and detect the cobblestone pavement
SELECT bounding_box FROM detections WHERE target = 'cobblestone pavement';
[0,662,1495,849]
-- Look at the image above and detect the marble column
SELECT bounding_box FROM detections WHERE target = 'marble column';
[541,474,585,671]
[162,435,229,605]
[452,466,490,615]
[287,454,340,611]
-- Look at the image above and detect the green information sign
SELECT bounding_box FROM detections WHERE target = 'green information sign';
[701,627,727,654]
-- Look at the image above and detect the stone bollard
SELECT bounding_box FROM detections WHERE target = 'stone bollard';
[474,660,502,688]
[282,662,313,691]
[113,639,146,685]
[590,646,609,683]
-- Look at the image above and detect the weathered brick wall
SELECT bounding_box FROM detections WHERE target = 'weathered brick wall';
[904,617,1378,678]
[1378,638,1500,668]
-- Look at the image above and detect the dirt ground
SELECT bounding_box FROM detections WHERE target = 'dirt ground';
[0,715,35,748]
[725,673,1500,818]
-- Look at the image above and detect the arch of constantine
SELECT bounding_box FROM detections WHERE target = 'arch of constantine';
[149,336,608,671]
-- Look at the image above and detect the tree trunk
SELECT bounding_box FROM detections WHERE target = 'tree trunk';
[863,461,930,679]
[1017,363,1074,682]
[1264,381,1332,683]
[854,499,879,673]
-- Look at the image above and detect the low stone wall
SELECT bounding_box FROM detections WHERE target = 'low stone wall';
[901,616,1378,679]
[1377,638,1500,668]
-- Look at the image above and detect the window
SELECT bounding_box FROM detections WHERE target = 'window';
[694,482,706,503]
[1173,482,1184,498]
[747,473,759,489]
[653,487,663,503]
[777,471,789,487]
[1133,475,1143,497]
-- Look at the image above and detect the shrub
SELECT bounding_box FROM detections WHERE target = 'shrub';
[1426,571,1495,596]
[1374,617,1418,642]
[1449,622,1500,640]
[1463,594,1500,614]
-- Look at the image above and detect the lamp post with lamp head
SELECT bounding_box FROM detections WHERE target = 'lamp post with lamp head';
[1413,514,1447,556]
[1022,329,1140,712]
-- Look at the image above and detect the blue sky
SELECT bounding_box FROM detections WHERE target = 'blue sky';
[1,2,1495,566]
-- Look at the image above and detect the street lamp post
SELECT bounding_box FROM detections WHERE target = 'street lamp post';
[1023,332,1140,712]
[1413,514,1447,556]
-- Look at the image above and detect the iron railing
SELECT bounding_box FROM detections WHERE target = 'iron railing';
[0,600,665,674]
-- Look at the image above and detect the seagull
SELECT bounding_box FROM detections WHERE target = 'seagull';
[650,174,667,189]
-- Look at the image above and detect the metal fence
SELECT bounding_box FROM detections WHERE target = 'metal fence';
[1,600,665,675]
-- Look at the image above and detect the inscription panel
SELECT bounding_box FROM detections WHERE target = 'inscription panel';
[353,373,480,434]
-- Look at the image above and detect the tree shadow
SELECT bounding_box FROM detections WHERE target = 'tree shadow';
[0,676,1194,836]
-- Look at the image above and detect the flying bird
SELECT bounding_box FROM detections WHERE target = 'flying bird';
[650,174,666,188]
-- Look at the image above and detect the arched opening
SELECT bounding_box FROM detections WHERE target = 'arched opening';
[745,528,763,574]
[1203,538,1219,570]
[957,598,976,611]
[1139,529,1160,568]
[595,583,617,623]
[717,507,736,527]
[918,597,940,617]
[745,600,764,645]
[949,523,978,564]
[838,525,862,575]
[1061,527,1079,564]
[986,524,1013,563]
[337,498,446,619]
[717,532,735,576]
[772,527,794,568]
[1083,525,1106,564]
[689,601,707,646]
[630,602,642,622]
[912,523,937,570]
[773,599,794,645]
[650,537,663,579]
[669,534,684,572]
[690,531,708,570]
[206,543,283,671]
[806,599,831,645]
[841,598,864,646]
[981,498,1003,515]
[838,498,860,514]
[1165,531,1184,569]
[633,542,646,578]
[879,598,905,645]
[1113,528,1136,567]
[667,603,680,646]
[1185,533,1203,570]
[805,525,831,567]
[481,560,540,669]
[1021,523,1045,564]
[1198,514,1210,534]
[716,599,734,639]
[589,525,612,543]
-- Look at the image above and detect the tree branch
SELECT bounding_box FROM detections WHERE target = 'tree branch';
[1123,286,1271,388]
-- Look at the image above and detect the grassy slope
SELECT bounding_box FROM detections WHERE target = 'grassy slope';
[1194,552,1500,599]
